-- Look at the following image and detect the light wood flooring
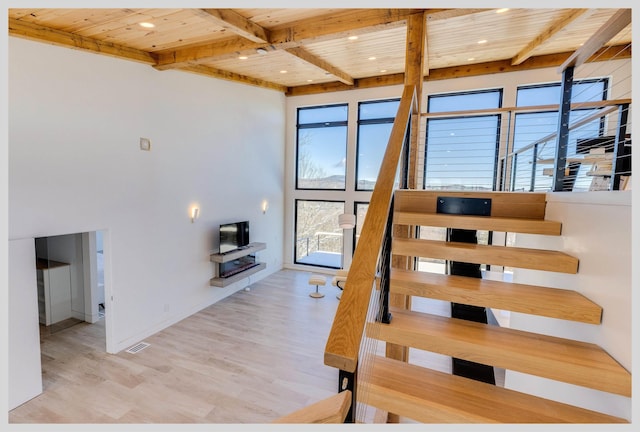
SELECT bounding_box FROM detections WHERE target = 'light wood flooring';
[9,268,499,424]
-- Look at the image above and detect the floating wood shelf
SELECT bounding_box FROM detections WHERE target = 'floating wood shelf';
[209,242,266,263]
[209,242,266,287]
[210,263,266,287]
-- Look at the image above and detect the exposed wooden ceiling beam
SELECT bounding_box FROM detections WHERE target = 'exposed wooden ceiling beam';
[512,9,592,66]
[558,8,631,71]
[287,73,405,97]
[195,9,270,44]
[8,17,157,65]
[180,64,287,92]
[287,44,631,97]
[423,18,430,76]
[404,12,427,189]
[154,37,277,71]
[284,47,354,85]
[405,12,426,82]
[154,9,422,71]
[425,8,490,21]
[268,8,421,44]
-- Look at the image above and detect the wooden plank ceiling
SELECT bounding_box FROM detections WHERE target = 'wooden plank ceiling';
[8,8,632,96]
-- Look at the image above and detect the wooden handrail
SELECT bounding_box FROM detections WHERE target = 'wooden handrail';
[324,84,417,372]
[272,391,352,424]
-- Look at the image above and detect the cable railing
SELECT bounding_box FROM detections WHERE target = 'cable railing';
[500,99,631,192]
[418,97,631,193]
[296,232,342,258]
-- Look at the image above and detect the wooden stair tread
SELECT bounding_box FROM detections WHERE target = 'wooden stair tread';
[394,211,562,235]
[394,190,550,219]
[390,268,602,324]
[366,308,631,397]
[392,237,579,274]
[360,355,628,423]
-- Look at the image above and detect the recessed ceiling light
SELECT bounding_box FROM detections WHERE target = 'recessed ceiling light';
[348,36,358,40]
[368,56,377,61]
[477,40,488,44]
[280,70,287,74]
[139,22,155,28]
[238,56,248,60]
[380,69,387,73]
[256,48,268,55]
[468,57,475,61]
[496,8,509,13]
[307,79,313,82]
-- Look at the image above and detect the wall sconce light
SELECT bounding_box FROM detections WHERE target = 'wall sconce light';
[190,206,200,223]
[262,200,269,214]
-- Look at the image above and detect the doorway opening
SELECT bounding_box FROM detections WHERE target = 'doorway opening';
[34,230,108,350]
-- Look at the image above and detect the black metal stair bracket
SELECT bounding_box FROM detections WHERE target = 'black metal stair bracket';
[339,368,357,423]
[437,196,496,385]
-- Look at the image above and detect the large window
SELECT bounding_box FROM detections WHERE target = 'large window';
[511,79,608,191]
[424,89,502,190]
[296,104,348,190]
[356,99,400,190]
[295,200,345,268]
[354,202,369,251]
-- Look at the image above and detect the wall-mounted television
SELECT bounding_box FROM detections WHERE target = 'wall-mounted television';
[219,221,250,254]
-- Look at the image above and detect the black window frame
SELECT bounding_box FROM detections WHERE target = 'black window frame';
[355,98,400,191]
[293,198,345,269]
[423,88,504,191]
[352,201,371,256]
[295,103,349,191]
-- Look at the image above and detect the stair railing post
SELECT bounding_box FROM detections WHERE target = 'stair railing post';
[553,65,574,192]
[377,197,394,325]
[611,103,630,190]
[511,153,518,191]
[339,367,357,423]
[530,143,539,192]
[400,126,410,189]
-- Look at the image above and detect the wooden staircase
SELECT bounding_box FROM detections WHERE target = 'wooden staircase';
[359,190,631,423]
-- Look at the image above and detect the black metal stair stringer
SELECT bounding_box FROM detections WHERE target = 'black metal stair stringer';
[437,196,496,385]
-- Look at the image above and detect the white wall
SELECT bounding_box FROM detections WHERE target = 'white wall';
[507,191,632,420]
[9,34,286,371]
[8,239,42,410]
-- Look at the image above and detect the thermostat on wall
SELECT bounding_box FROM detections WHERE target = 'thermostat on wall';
[139,137,151,151]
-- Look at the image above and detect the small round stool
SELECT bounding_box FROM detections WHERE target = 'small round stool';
[308,275,326,298]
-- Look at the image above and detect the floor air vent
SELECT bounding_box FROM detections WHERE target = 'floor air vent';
[126,342,150,354]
